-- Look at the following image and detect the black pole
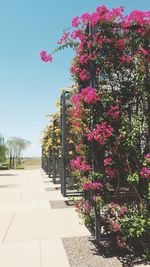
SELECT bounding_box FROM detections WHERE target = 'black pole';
[89,24,100,243]
[60,91,70,196]
[61,93,66,196]
[52,120,56,184]
[48,148,51,178]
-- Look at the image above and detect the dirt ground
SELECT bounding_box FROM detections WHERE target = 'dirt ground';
[23,158,41,169]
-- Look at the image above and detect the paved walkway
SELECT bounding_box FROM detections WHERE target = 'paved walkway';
[0,169,90,267]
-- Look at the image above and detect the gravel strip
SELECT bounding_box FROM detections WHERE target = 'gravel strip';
[62,236,122,267]
[50,200,74,209]
[45,187,59,191]
[62,236,148,267]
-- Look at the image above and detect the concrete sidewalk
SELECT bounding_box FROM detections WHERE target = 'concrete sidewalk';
[0,169,90,267]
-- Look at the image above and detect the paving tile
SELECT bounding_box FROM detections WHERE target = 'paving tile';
[0,169,90,267]
[41,239,70,267]
[0,240,41,267]
[5,209,89,242]
[0,202,38,212]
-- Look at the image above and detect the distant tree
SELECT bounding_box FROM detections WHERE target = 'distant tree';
[0,135,7,164]
[7,137,31,168]
[15,138,31,164]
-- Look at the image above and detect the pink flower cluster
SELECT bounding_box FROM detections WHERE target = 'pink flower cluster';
[79,69,90,81]
[83,181,103,191]
[72,13,90,27]
[40,51,52,62]
[104,157,112,166]
[75,199,91,215]
[71,94,83,105]
[71,6,125,28]
[109,221,121,232]
[87,122,114,146]
[124,10,150,27]
[120,55,132,65]
[72,16,80,27]
[140,167,150,179]
[70,156,91,171]
[105,167,117,178]
[135,47,149,57]
[140,153,150,179]
[71,29,85,42]
[40,6,150,68]
[115,39,125,51]
[79,53,89,65]
[116,236,128,249]
[110,202,127,214]
[81,87,100,104]
[83,200,91,211]
[144,153,150,163]
[106,105,120,120]
[70,63,81,76]
[71,87,99,105]
[71,103,83,118]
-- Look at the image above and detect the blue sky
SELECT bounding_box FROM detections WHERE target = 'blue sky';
[0,0,149,157]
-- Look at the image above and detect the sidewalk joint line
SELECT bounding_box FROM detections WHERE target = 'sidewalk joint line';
[18,193,23,203]
[2,212,16,242]
[39,240,42,267]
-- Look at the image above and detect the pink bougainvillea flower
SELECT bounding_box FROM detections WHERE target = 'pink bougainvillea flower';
[140,48,149,56]
[144,153,150,159]
[79,53,89,65]
[71,29,85,42]
[70,65,81,75]
[70,156,91,172]
[124,10,150,27]
[71,102,83,118]
[40,51,52,62]
[81,13,91,24]
[120,55,132,65]
[109,221,121,232]
[83,181,103,191]
[87,122,114,146]
[140,167,150,178]
[98,36,104,45]
[110,202,119,209]
[105,167,118,178]
[116,236,128,248]
[120,207,127,214]
[81,87,100,104]
[71,94,83,105]
[83,200,91,211]
[79,69,90,81]
[104,157,112,166]
[115,39,125,51]
[106,105,120,120]
[72,16,80,27]
[144,154,150,163]
[71,87,99,106]
[87,40,92,49]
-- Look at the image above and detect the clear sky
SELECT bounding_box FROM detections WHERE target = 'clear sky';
[0,0,149,157]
